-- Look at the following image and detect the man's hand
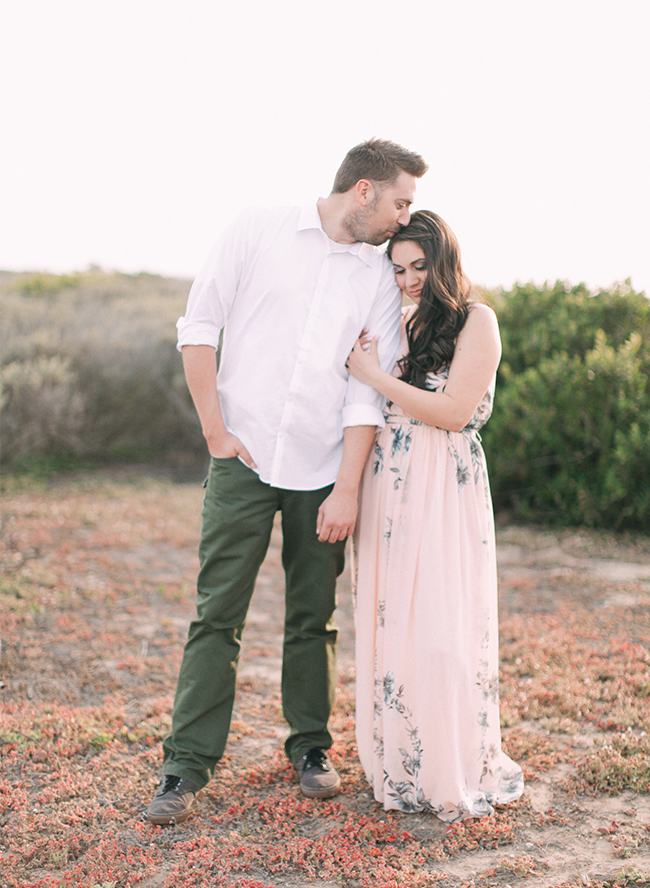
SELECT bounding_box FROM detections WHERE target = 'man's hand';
[205,428,256,468]
[182,346,257,467]
[316,487,358,543]
[316,425,376,543]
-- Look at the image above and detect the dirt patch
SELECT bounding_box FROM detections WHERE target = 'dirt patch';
[1,471,650,887]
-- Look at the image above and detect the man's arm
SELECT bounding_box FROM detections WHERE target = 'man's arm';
[182,345,255,466]
[315,260,400,543]
[341,262,402,430]
[316,425,376,543]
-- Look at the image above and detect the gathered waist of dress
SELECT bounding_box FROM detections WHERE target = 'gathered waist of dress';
[383,408,482,438]
[384,411,423,428]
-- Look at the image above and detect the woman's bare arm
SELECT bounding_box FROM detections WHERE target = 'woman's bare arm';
[346,304,501,432]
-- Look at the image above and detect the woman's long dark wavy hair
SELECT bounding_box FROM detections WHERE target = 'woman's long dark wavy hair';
[387,210,474,389]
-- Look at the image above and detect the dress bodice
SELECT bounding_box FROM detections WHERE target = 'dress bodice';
[425,365,495,431]
[385,309,495,432]
[384,364,495,432]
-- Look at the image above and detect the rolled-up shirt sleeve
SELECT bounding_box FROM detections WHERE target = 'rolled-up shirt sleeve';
[176,209,255,351]
[342,257,402,429]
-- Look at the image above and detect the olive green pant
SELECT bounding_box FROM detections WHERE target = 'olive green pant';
[162,457,346,789]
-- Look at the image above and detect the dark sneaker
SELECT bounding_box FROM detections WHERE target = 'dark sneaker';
[294,748,341,799]
[146,775,200,825]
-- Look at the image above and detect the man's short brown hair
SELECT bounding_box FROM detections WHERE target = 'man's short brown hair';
[332,138,428,194]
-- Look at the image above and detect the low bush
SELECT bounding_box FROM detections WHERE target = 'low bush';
[2,271,648,529]
[1,270,204,471]
[483,280,650,530]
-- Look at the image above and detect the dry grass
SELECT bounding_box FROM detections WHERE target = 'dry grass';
[0,271,202,468]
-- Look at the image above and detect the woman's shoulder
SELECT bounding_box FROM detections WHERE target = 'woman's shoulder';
[467,301,497,322]
[463,301,499,336]
[455,301,502,362]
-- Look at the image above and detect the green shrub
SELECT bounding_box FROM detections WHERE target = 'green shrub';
[493,279,650,375]
[483,281,650,530]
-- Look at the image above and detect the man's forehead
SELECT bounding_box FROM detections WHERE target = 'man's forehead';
[385,171,416,202]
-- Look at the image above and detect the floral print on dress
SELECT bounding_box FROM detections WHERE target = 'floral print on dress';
[373,426,414,490]
[390,425,412,457]
[382,367,496,494]
[373,442,384,476]
[376,670,435,813]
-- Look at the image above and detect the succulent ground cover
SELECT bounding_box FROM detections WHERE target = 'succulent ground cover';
[1,470,650,888]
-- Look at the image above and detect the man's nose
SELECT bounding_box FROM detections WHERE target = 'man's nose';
[397,207,411,226]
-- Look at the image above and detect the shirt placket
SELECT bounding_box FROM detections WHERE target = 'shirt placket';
[270,248,332,487]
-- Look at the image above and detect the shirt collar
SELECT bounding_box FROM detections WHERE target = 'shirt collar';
[298,203,376,267]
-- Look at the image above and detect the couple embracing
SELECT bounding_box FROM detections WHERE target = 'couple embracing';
[146,138,524,826]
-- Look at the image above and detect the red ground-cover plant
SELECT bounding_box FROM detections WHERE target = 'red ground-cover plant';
[2,474,650,886]
[499,607,650,735]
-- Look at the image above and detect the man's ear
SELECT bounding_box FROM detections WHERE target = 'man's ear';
[354,178,375,207]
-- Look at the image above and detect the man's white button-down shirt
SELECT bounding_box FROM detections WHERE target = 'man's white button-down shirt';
[176,203,402,490]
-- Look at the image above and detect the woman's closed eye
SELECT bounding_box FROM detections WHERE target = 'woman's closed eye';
[393,264,426,275]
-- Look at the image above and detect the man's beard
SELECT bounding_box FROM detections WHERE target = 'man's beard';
[342,206,390,246]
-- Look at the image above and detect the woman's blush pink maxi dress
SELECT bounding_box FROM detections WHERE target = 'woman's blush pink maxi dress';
[353,357,524,822]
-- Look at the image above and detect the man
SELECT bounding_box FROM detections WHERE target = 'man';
[146,138,428,825]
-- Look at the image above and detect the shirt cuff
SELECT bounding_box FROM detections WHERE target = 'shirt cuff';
[341,404,386,430]
[176,318,222,352]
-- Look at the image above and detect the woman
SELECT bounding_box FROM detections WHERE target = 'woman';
[347,211,523,822]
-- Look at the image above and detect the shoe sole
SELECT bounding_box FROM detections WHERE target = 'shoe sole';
[146,808,193,825]
[146,789,200,826]
[299,781,341,799]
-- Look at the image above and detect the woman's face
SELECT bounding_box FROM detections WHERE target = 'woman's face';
[390,240,427,303]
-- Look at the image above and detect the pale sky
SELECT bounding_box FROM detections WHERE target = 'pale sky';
[1,0,649,294]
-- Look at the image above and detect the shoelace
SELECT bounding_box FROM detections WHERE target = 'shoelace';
[158,775,183,794]
[303,749,328,770]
